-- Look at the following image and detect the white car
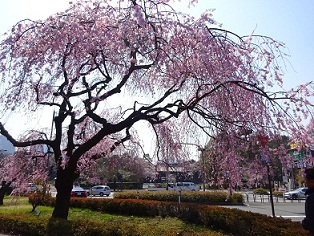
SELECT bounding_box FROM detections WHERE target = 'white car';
[283,187,308,200]
[71,186,87,197]
[27,183,37,193]
[176,182,199,191]
[90,185,111,196]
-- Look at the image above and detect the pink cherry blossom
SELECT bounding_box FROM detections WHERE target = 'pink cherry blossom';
[0,0,313,220]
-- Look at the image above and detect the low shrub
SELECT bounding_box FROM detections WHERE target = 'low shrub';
[0,213,224,236]
[0,214,47,236]
[27,194,308,236]
[252,188,269,195]
[253,188,285,198]
[28,193,54,212]
[198,206,307,236]
[114,190,244,204]
[47,217,141,236]
[273,191,284,197]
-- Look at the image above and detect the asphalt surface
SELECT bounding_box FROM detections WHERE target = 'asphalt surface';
[224,193,306,222]
[225,201,304,221]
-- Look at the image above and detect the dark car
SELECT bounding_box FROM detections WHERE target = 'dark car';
[71,187,87,197]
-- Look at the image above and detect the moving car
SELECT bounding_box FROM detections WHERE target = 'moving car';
[90,185,111,196]
[71,186,87,197]
[283,187,308,200]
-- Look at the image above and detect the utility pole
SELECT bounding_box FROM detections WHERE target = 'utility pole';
[198,147,206,192]
[258,135,276,218]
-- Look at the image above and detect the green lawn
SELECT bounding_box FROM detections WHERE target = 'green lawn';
[0,196,229,236]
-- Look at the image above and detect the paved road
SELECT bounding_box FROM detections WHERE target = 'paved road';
[223,193,306,222]
[225,201,305,222]
[95,191,306,222]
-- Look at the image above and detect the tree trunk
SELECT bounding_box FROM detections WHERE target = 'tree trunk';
[51,168,75,219]
[0,189,5,205]
[0,180,14,205]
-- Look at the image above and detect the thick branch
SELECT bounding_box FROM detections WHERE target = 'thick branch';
[0,123,52,148]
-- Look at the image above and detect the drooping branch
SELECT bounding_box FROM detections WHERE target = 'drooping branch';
[0,123,53,148]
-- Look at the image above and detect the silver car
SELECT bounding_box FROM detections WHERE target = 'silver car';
[283,187,308,200]
[90,185,111,197]
[176,182,199,191]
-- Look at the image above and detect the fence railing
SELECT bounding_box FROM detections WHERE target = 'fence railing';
[242,192,306,203]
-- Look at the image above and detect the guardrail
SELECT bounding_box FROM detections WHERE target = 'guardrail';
[242,192,306,203]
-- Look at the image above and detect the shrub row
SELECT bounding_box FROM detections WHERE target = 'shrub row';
[0,214,47,236]
[251,188,285,197]
[114,190,244,204]
[28,194,308,236]
[0,213,158,236]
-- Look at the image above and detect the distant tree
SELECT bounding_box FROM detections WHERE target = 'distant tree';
[202,131,295,190]
[83,151,150,185]
[0,148,49,204]
[0,0,313,221]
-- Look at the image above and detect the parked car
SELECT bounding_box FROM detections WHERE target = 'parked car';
[176,182,199,191]
[90,185,111,196]
[147,182,199,191]
[71,186,87,197]
[85,188,90,196]
[27,183,37,193]
[283,187,308,200]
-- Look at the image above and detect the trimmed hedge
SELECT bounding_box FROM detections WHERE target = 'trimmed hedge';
[199,206,306,236]
[0,213,223,236]
[27,194,308,236]
[0,214,47,236]
[0,214,146,236]
[252,188,269,195]
[46,217,142,236]
[114,190,244,204]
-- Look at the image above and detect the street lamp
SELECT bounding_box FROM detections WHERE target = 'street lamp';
[258,135,276,218]
[198,147,206,192]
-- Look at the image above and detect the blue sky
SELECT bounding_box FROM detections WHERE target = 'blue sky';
[190,0,314,89]
[0,0,313,140]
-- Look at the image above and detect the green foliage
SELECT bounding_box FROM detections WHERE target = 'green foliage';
[273,191,284,197]
[0,194,308,236]
[28,193,55,212]
[1,197,225,236]
[252,188,269,195]
[0,214,47,236]
[26,194,308,236]
[198,206,307,236]
[114,190,244,204]
[47,217,72,236]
